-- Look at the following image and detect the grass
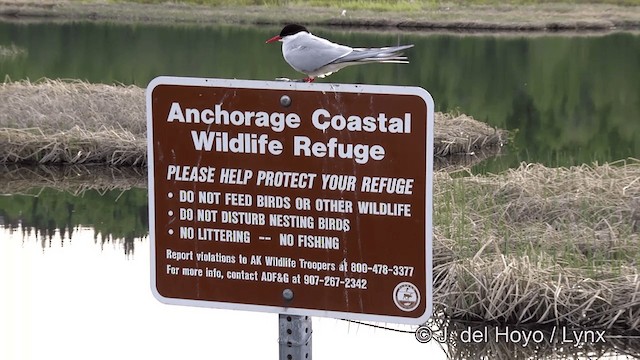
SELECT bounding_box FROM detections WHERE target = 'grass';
[4,1,640,30]
[105,0,640,9]
[108,0,425,11]
[435,162,640,269]
[432,321,640,359]
[433,160,640,330]
[0,78,638,332]
[0,79,146,166]
[0,78,506,166]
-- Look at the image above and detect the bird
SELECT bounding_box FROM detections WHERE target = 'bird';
[266,24,414,83]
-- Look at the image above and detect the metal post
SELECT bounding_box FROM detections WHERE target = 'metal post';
[279,314,312,360]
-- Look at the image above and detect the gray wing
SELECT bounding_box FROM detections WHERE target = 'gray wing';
[334,44,414,64]
[283,34,352,73]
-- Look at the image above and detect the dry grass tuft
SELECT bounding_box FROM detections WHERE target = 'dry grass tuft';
[0,127,146,165]
[433,112,508,157]
[433,160,640,331]
[1,158,639,332]
[426,319,640,359]
[2,79,638,331]
[0,79,146,165]
[0,78,145,133]
[0,78,506,166]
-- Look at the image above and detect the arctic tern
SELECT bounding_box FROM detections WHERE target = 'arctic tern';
[266,24,413,82]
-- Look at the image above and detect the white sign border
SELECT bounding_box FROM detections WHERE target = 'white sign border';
[146,76,434,325]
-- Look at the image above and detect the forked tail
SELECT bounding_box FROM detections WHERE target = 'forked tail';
[336,44,414,64]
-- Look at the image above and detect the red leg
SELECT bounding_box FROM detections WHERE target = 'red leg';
[303,77,315,83]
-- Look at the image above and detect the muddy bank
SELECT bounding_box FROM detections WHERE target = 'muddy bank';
[1,1,639,32]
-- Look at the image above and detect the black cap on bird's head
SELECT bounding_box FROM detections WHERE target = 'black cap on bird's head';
[266,24,309,43]
[279,24,308,37]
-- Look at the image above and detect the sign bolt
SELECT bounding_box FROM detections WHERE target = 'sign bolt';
[282,288,294,301]
[280,95,292,108]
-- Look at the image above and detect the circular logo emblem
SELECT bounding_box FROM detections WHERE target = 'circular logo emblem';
[393,282,420,312]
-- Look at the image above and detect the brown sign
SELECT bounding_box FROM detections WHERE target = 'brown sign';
[147,77,434,324]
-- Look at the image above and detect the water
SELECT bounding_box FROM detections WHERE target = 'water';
[2,225,449,360]
[1,22,639,171]
[1,21,640,359]
[0,186,441,359]
[2,187,637,359]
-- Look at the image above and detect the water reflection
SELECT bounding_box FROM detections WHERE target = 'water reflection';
[0,182,148,255]
[2,224,138,255]
[1,20,640,358]
[0,22,638,171]
[0,225,447,360]
[1,180,638,358]
[2,223,637,359]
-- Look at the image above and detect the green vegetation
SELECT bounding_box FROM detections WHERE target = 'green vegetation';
[434,161,640,271]
[4,0,639,30]
[433,160,640,330]
[105,0,640,9]
[1,23,636,171]
[109,0,423,11]
[1,159,638,330]
[0,4,638,331]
